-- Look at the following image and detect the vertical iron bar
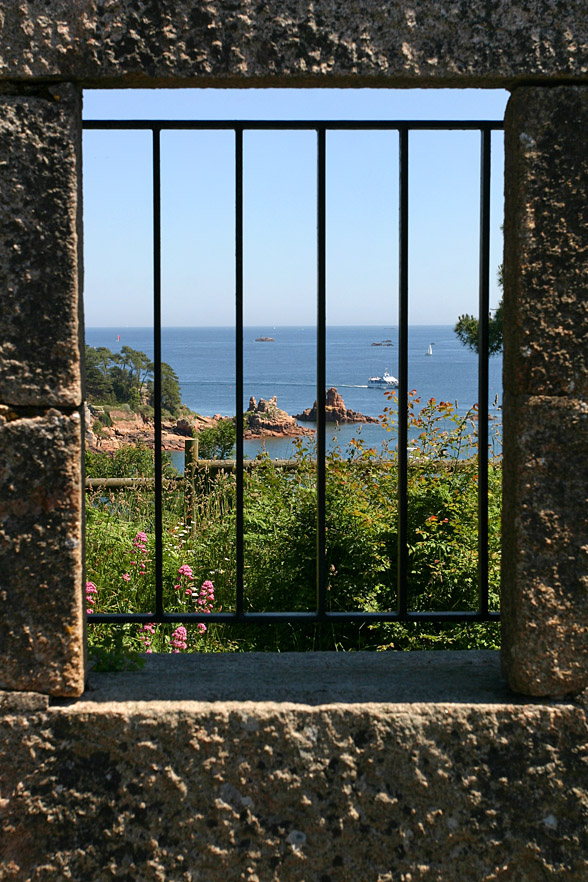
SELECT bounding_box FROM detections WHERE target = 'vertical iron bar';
[153,127,163,621]
[316,127,327,615]
[235,127,245,619]
[397,127,409,618]
[478,128,491,615]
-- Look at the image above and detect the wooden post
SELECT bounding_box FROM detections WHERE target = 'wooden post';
[184,437,198,529]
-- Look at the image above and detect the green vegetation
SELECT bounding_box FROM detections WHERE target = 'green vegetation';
[85,393,501,660]
[454,264,504,355]
[196,418,236,460]
[454,297,503,356]
[85,344,182,417]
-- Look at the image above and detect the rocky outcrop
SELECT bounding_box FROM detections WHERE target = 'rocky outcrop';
[295,388,379,424]
[244,395,313,439]
[86,408,217,453]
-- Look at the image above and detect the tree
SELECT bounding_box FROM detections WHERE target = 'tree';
[454,298,503,356]
[197,419,236,460]
[454,265,503,355]
[84,345,115,402]
[159,362,182,417]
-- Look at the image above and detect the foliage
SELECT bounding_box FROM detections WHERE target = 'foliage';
[85,344,182,417]
[85,442,176,479]
[85,395,502,656]
[196,418,236,460]
[454,298,503,356]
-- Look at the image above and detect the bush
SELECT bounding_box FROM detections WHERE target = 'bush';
[85,396,502,657]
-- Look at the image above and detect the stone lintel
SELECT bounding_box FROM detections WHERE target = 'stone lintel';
[0,409,85,697]
[1,654,587,880]
[0,84,82,408]
[0,1,586,86]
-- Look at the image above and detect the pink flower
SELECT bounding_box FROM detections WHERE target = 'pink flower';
[178,564,193,579]
[87,608,94,615]
[170,625,188,651]
[122,573,131,582]
[85,582,98,594]
[135,531,147,543]
[197,622,207,635]
[185,589,192,597]
[174,583,181,592]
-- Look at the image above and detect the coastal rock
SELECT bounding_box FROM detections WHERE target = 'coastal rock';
[244,395,313,439]
[175,418,194,437]
[86,410,215,453]
[295,388,379,424]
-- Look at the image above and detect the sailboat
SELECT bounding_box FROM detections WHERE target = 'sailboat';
[425,343,435,356]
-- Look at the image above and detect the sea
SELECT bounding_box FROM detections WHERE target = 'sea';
[85,325,502,468]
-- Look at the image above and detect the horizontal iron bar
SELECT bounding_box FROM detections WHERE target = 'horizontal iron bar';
[89,610,500,624]
[83,119,504,132]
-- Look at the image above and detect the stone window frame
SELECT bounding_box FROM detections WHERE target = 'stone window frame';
[0,3,587,700]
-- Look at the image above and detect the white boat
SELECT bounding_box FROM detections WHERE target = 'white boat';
[425,343,435,356]
[368,371,398,388]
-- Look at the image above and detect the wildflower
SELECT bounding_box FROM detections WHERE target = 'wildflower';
[197,622,207,635]
[135,531,147,543]
[178,564,193,580]
[85,581,98,614]
[174,583,181,592]
[170,625,188,651]
[122,573,131,582]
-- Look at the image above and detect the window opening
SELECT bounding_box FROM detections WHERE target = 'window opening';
[83,112,503,654]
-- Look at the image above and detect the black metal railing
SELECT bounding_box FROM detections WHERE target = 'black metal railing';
[84,118,503,628]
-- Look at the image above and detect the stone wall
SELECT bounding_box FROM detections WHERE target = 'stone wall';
[0,2,587,879]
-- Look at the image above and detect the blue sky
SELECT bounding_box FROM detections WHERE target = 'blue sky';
[82,88,508,327]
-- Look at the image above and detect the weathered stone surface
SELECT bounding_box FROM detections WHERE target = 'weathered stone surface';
[80,650,516,704]
[0,85,82,407]
[0,0,587,86]
[504,87,588,398]
[0,409,85,697]
[501,394,588,696]
[1,657,587,881]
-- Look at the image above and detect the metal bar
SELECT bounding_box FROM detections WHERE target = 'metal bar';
[235,127,245,620]
[477,128,491,616]
[89,609,500,624]
[316,127,327,616]
[152,127,164,623]
[85,119,502,632]
[397,126,409,618]
[84,120,504,132]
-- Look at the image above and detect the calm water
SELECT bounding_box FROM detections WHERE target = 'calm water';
[86,325,502,462]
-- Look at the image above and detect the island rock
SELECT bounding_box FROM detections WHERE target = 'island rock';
[244,395,314,439]
[295,388,379,424]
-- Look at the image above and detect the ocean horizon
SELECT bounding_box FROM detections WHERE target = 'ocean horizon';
[86,324,502,461]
